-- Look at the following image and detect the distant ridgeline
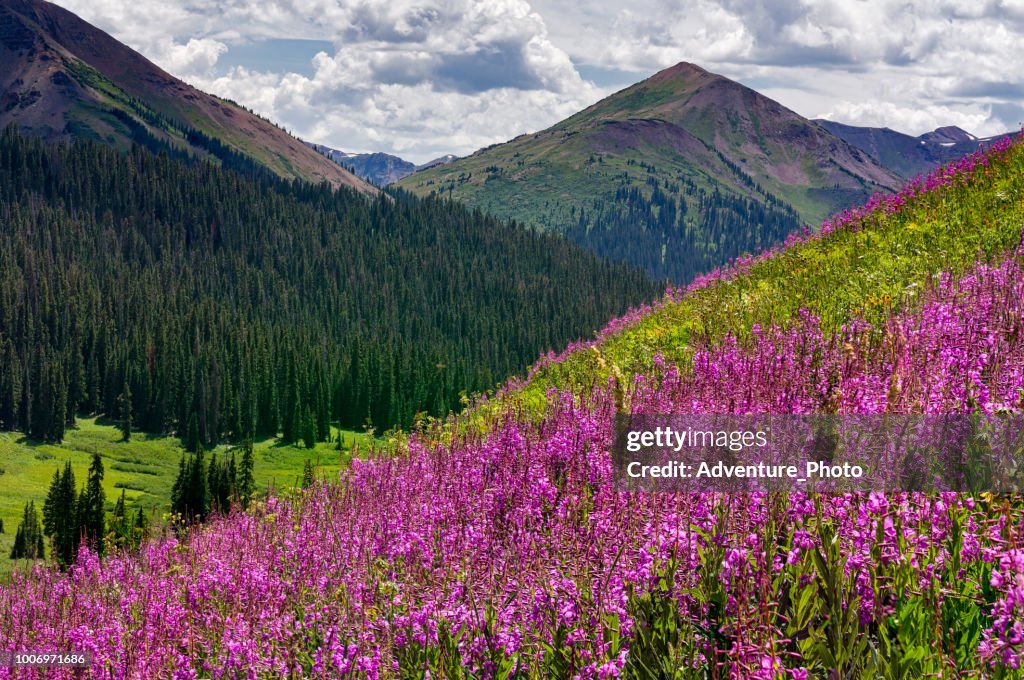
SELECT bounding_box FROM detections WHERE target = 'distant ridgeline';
[0,128,659,446]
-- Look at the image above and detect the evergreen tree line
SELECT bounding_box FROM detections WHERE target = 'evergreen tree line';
[170,442,255,522]
[0,127,660,446]
[9,453,146,565]
[563,178,802,282]
[8,500,44,561]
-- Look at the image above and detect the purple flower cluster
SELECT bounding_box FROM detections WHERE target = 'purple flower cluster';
[515,132,1021,391]
[3,240,1024,676]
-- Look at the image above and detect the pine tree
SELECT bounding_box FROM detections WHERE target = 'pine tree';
[183,411,201,453]
[43,463,79,567]
[10,525,22,559]
[191,448,208,519]
[170,456,187,519]
[207,451,221,513]
[81,452,106,554]
[302,407,316,449]
[9,501,44,560]
[110,489,128,549]
[238,440,255,510]
[133,507,147,547]
[171,449,210,522]
[302,459,314,489]
[207,452,232,514]
[228,452,238,502]
[117,382,133,442]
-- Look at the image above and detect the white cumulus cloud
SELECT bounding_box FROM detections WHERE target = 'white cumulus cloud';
[50,0,1024,156]
[52,0,603,162]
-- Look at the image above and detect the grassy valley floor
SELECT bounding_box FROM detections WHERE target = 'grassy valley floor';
[0,417,375,574]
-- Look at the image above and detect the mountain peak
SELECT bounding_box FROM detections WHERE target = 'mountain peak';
[919,126,977,144]
[399,61,903,280]
[0,0,373,191]
[653,61,712,78]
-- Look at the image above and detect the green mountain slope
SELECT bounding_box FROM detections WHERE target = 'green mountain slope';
[451,138,1024,434]
[397,62,902,282]
[0,0,371,191]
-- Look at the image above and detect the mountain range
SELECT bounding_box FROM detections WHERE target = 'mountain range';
[396,63,905,280]
[814,120,1014,179]
[0,0,660,441]
[0,0,371,191]
[308,143,457,186]
[397,62,1014,281]
[3,0,1015,285]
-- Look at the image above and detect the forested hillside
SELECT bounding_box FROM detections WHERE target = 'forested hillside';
[6,119,1024,680]
[398,63,900,282]
[0,127,659,447]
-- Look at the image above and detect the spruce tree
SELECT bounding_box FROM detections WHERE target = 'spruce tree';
[110,489,128,549]
[191,448,208,520]
[9,525,21,558]
[302,408,316,449]
[134,507,147,542]
[207,451,221,513]
[117,382,133,442]
[9,501,44,560]
[170,456,188,519]
[171,449,210,522]
[81,452,106,554]
[238,440,255,510]
[43,463,79,567]
[302,459,314,489]
[207,452,232,514]
[183,412,201,453]
[228,452,238,502]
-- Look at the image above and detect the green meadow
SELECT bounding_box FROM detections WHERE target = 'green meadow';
[0,418,374,574]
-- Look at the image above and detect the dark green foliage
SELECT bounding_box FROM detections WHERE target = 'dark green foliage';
[183,413,202,454]
[562,181,801,282]
[109,490,128,547]
[9,501,44,560]
[42,462,78,567]
[134,507,147,535]
[171,450,208,522]
[109,489,146,551]
[302,459,314,489]
[302,409,316,450]
[238,441,255,510]
[80,452,106,554]
[0,127,658,446]
[206,451,236,514]
[38,453,106,566]
[174,444,245,520]
[117,382,133,442]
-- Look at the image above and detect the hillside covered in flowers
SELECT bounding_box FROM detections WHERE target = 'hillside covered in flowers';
[3,137,1024,677]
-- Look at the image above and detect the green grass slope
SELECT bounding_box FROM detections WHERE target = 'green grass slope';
[453,135,1024,433]
[0,418,374,574]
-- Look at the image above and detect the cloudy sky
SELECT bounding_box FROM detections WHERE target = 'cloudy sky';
[52,0,1024,164]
